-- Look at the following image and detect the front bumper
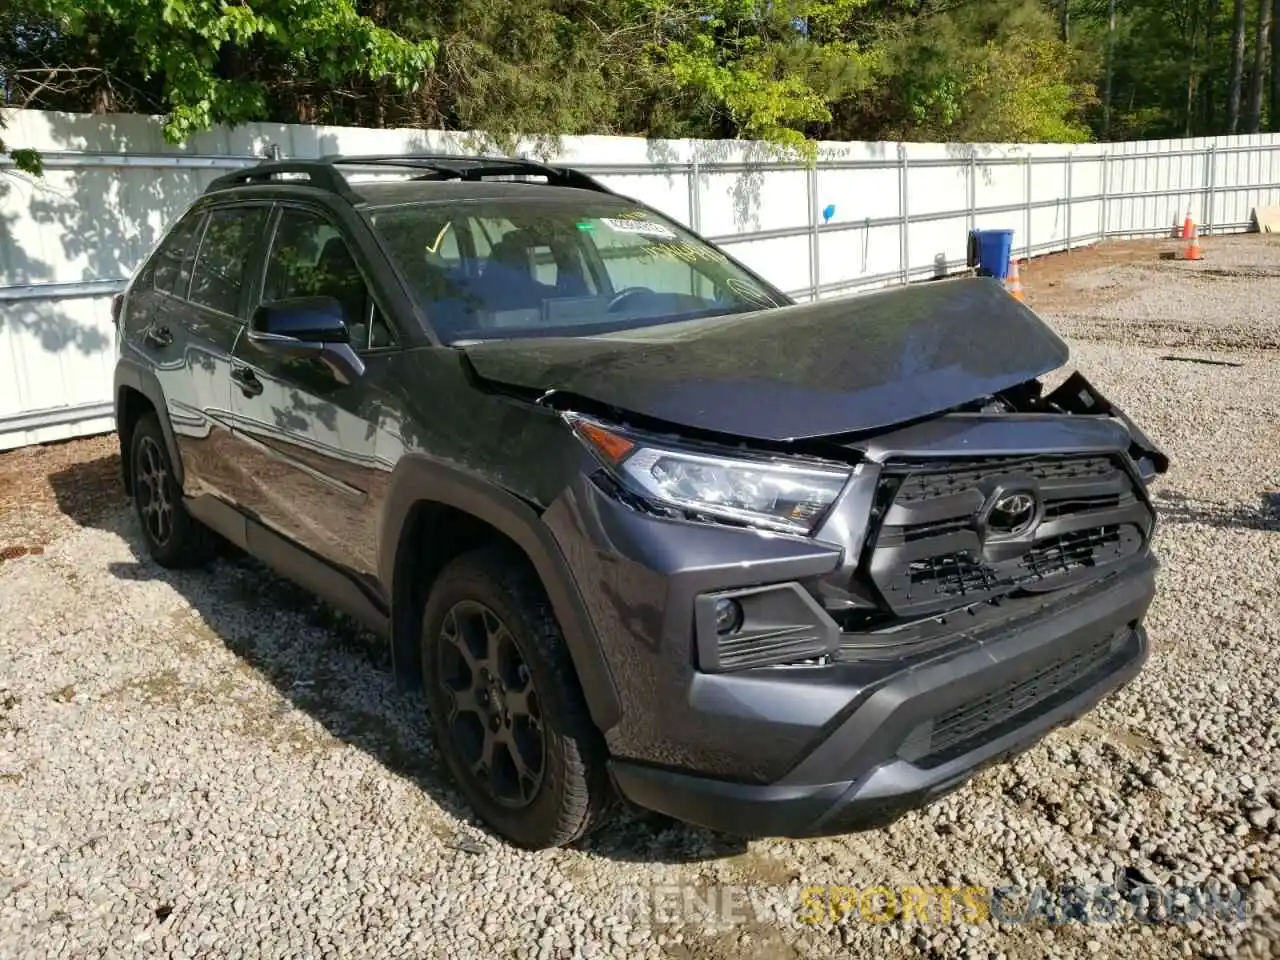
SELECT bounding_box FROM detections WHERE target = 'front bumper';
[608,561,1152,837]
[542,436,1157,837]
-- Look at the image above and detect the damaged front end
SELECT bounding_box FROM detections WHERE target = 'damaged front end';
[466,276,1169,675]
[554,362,1166,676]
[486,278,1171,824]
[699,384,1166,675]
[1038,371,1169,483]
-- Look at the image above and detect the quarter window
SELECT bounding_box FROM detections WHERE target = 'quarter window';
[150,212,205,298]
[189,207,269,316]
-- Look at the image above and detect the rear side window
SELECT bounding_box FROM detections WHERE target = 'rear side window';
[150,212,205,297]
[189,207,269,316]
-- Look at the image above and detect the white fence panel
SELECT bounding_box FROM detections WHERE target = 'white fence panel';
[5,108,1280,450]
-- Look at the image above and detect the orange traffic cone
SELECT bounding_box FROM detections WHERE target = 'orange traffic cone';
[1005,259,1025,301]
[1183,223,1203,261]
[1181,210,1195,240]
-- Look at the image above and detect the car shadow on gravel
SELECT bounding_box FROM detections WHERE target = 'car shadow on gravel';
[48,455,748,864]
[1153,489,1280,532]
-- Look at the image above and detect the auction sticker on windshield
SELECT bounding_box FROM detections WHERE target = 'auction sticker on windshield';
[600,217,678,239]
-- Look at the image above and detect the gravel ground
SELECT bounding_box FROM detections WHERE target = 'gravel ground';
[2,236,1279,960]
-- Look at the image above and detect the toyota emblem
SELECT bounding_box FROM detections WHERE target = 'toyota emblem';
[987,490,1039,535]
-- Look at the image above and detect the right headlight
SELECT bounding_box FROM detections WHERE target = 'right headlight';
[568,415,851,535]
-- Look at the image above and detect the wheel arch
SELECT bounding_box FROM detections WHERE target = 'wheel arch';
[114,359,183,492]
[379,456,621,734]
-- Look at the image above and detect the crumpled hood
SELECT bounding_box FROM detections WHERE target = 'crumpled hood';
[461,277,1070,442]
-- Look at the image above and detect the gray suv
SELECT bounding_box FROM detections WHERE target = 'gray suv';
[111,154,1168,849]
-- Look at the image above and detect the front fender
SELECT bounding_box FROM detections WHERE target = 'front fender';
[378,454,622,733]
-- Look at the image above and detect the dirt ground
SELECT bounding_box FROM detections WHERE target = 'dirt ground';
[0,433,123,563]
[1021,233,1280,313]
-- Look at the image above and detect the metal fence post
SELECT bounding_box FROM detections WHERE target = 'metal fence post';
[1100,149,1110,242]
[1024,155,1033,262]
[898,143,910,285]
[1065,152,1073,253]
[807,164,819,300]
[1206,142,1218,235]
[689,155,701,233]
[968,146,977,237]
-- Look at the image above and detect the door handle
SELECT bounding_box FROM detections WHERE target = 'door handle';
[143,324,173,348]
[230,366,263,398]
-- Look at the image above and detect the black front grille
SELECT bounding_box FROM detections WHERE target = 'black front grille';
[898,629,1126,768]
[906,525,1138,600]
[894,455,1115,503]
[865,454,1152,618]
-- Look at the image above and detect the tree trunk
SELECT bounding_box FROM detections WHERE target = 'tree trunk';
[1204,0,1221,133]
[1248,0,1272,132]
[1059,0,1070,43]
[1228,0,1247,132]
[1271,0,1280,130]
[1103,0,1117,137]
[1186,8,1201,138]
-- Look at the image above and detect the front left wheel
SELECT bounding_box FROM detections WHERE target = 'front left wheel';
[421,546,615,849]
[129,412,218,568]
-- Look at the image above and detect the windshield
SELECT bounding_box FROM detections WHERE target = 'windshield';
[365,198,788,343]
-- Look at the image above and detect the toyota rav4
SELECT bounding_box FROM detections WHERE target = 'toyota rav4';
[112,154,1168,850]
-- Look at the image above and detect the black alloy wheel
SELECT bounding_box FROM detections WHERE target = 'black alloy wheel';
[420,547,614,849]
[133,432,175,549]
[127,412,217,568]
[436,599,546,808]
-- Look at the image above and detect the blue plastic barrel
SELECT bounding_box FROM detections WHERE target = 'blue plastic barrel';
[971,228,1015,280]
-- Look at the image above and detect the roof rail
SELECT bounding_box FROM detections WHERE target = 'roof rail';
[325,154,614,194]
[204,160,361,200]
[203,154,613,200]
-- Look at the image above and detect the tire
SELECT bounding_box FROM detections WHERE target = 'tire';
[421,545,614,849]
[129,412,218,568]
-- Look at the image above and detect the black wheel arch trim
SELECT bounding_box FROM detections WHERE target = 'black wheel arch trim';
[378,454,622,733]
[114,357,184,490]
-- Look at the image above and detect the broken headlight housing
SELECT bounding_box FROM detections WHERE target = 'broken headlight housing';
[567,415,851,535]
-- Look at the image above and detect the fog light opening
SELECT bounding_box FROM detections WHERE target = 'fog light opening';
[714,598,744,635]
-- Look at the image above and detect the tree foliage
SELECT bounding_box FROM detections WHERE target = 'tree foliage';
[0,114,42,174]
[1,0,1277,164]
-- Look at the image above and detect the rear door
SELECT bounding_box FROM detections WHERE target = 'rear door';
[122,204,268,502]
[170,203,273,502]
[123,209,204,447]
[227,203,401,583]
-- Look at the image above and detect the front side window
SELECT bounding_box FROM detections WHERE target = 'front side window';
[263,208,395,350]
[189,206,269,316]
[366,199,785,343]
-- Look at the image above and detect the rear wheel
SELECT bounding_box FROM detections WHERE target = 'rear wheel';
[421,546,614,849]
[129,413,217,568]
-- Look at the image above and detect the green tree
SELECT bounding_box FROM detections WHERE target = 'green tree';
[4,0,1280,150]
[638,0,882,150]
[841,0,1093,143]
[6,0,436,142]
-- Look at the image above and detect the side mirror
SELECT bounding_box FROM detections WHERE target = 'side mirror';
[247,297,365,385]
[252,296,350,342]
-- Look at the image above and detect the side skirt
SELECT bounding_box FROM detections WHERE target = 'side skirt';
[185,495,390,637]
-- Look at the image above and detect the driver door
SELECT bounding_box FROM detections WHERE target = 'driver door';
[228,203,398,582]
